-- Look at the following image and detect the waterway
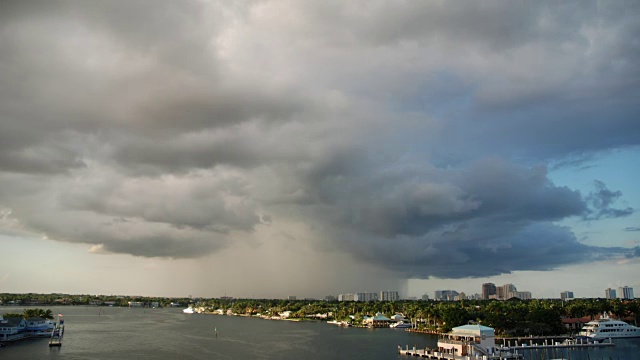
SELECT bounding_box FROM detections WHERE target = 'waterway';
[1,306,638,359]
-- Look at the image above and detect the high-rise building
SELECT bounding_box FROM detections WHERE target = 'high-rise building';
[560,291,574,301]
[434,290,459,301]
[605,288,617,299]
[618,286,634,299]
[482,283,496,300]
[468,293,481,300]
[379,291,399,301]
[421,293,430,301]
[515,291,532,300]
[454,292,467,301]
[338,293,356,301]
[503,284,517,299]
[355,292,379,302]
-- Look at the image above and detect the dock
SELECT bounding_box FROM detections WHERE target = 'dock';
[398,345,522,359]
[510,337,615,350]
[48,320,64,348]
[488,336,615,350]
[398,338,614,359]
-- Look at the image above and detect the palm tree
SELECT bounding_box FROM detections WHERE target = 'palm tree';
[43,309,54,320]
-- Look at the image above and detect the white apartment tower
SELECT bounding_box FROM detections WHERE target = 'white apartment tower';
[379,291,400,301]
[560,291,574,301]
[618,286,634,299]
[605,288,617,299]
[503,284,518,299]
[355,292,379,302]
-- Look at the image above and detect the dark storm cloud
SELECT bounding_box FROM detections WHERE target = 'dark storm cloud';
[300,158,585,238]
[96,235,223,259]
[291,156,622,278]
[389,223,596,279]
[0,1,638,280]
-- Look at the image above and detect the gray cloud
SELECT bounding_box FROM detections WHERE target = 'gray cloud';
[584,180,634,220]
[625,246,640,259]
[0,1,638,281]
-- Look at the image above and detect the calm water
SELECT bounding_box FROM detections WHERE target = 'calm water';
[1,306,638,359]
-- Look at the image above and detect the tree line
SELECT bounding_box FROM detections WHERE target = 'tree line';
[196,297,639,336]
[2,293,638,336]
[2,308,55,320]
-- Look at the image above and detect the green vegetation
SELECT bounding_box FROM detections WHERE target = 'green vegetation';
[0,293,193,307]
[1,308,54,319]
[2,293,638,336]
[183,297,640,336]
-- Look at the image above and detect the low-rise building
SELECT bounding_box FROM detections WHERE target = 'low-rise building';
[437,324,497,357]
[560,291,574,301]
[0,316,27,341]
[364,313,392,328]
[562,316,591,332]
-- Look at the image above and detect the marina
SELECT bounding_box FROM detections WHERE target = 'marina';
[399,340,616,359]
[399,324,617,360]
[398,345,521,359]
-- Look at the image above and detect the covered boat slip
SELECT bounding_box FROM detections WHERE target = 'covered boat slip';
[399,324,523,359]
[438,324,496,356]
[399,323,616,359]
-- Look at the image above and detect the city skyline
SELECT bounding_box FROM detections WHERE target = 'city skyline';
[1,1,639,299]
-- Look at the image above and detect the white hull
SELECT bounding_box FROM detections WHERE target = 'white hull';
[578,332,640,340]
[390,322,413,328]
[578,314,640,339]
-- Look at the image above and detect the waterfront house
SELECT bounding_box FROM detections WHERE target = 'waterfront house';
[562,316,591,333]
[25,316,52,334]
[438,324,496,357]
[364,313,392,328]
[0,316,27,341]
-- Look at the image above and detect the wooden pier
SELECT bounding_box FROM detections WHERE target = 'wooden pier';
[398,338,614,359]
[489,335,615,350]
[398,345,522,359]
[48,320,64,348]
[510,337,615,350]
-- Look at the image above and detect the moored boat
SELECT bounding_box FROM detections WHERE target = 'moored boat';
[390,321,412,328]
[578,313,640,340]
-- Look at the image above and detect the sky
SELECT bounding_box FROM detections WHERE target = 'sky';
[1,1,639,300]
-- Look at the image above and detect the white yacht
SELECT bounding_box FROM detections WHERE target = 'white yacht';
[390,321,413,328]
[182,307,195,314]
[578,313,640,339]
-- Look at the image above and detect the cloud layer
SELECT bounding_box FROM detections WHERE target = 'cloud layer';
[1,1,638,280]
